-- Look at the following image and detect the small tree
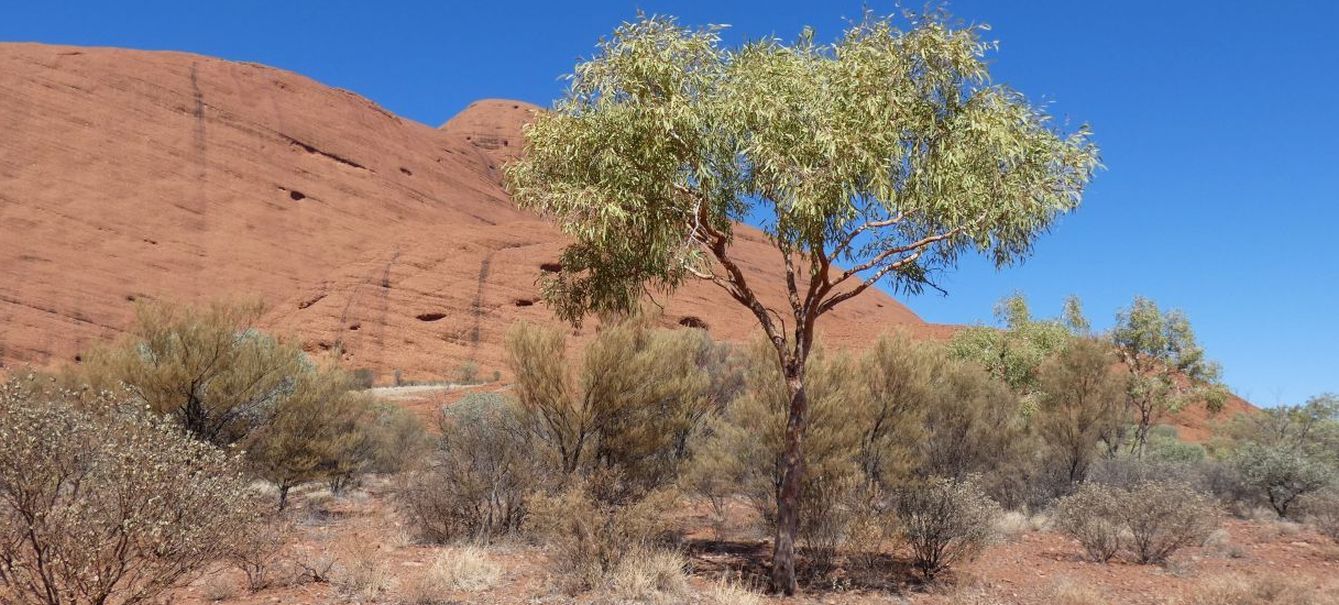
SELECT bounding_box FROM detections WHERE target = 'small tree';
[246,368,373,510]
[0,379,259,605]
[855,332,935,489]
[80,301,307,446]
[1232,442,1333,518]
[506,317,723,495]
[506,12,1098,591]
[948,294,1086,397]
[1110,296,1225,457]
[1035,338,1125,490]
[398,393,538,543]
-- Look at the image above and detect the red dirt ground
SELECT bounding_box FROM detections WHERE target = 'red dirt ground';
[168,479,1339,605]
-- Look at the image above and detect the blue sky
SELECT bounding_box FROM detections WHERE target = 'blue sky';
[4,1,1336,405]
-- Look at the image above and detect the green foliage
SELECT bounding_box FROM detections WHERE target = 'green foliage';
[1111,296,1226,455]
[1298,489,1339,543]
[688,342,865,538]
[80,301,308,446]
[244,368,374,509]
[949,294,1086,395]
[77,302,420,505]
[894,477,1002,581]
[506,11,1097,326]
[688,334,1028,546]
[1231,442,1334,518]
[507,10,1097,592]
[855,331,936,488]
[919,358,1030,496]
[1225,394,1339,461]
[1144,426,1207,463]
[0,379,260,605]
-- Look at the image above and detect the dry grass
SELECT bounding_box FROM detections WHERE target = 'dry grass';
[1179,575,1339,605]
[994,511,1050,540]
[700,576,764,605]
[199,572,241,602]
[1046,577,1111,605]
[599,549,691,603]
[331,544,393,602]
[399,546,504,603]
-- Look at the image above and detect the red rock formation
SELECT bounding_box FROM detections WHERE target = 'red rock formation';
[0,43,952,383]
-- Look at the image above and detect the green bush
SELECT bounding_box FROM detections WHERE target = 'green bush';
[1299,489,1339,543]
[1124,481,1218,563]
[1232,442,1334,518]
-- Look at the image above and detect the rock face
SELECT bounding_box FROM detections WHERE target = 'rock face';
[0,43,953,383]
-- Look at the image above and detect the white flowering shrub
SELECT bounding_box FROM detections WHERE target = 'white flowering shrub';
[0,379,260,605]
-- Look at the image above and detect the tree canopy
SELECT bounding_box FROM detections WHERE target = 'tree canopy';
[506,12,1099,354]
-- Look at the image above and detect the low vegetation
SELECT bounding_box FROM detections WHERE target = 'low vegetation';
[0,379,260,605]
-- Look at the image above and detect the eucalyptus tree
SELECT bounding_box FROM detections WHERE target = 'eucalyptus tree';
[1110,296,1226,457]
[506,12,1098,593]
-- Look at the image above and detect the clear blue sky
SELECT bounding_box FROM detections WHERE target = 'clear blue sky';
[5,1,1336,406]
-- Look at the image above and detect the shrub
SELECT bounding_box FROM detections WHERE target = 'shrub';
[331,544,393,602]
[525,483,679,591]
[1055,480,1217,564]
[1232,442,1334,518]
[507,318,725,494]
[1123,481,1218,563]
[0,381,260,605]
[894,477,1002,581]
[78,301,308,446]
[245,367,374,509]
[350,367,377,389]
[1299,489,1339,543]
[1034,337,1124,491]
[1054,484,1127,562]
[356,400,430,475]
[685,343,866,562]
[1180,575,1339,605]
[228,513,296,591]
[701,577,764,605]
[397,393,537,543]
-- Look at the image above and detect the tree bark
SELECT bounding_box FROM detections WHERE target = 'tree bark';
[770,369,809,595]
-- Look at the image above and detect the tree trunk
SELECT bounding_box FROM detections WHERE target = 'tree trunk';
[770,372,809,595]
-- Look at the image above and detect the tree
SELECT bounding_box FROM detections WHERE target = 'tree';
[1034,338,1124,490]
[948,293,1086,399]
[505,12,1098,593]
[80,301,307,446]
[245,368,372,510]
[1110,296,1225,457]
[1221,394,1338,518]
